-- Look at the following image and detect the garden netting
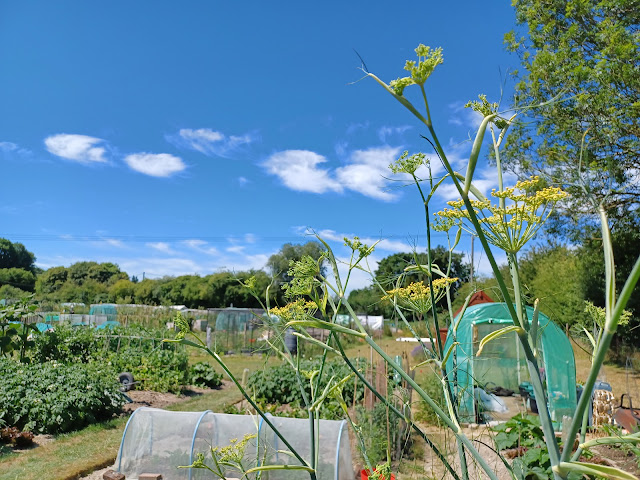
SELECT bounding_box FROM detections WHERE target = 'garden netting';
[116,408,352,480]
[444,303,576,427]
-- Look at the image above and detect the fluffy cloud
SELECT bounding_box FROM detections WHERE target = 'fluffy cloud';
[262,150,343,194]
[167,128,257,158]
[335,146,401,201]
[124,153,186,177]
[44,134,107,163]
[263,146,403,201]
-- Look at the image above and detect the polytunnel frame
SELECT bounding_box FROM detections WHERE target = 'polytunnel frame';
[117,408,350,480]
[117,408,213,480]
[444,302,577,427]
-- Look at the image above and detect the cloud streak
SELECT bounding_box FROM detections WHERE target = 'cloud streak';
[167,128,257,158]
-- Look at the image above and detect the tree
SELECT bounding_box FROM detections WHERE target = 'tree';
[0,238,36,272]
[375,248,470,298]
[0,268,36,292]
[266,241,327,304]
[518,244,584,328]
[503,0,640,236]
[578,215,640,345]
[348,248,470,316]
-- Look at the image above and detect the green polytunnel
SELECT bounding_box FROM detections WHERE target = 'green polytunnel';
[115,407,353,480]
[444,303,576,427]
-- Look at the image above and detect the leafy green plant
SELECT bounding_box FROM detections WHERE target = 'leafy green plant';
[0,358,123,434]
[0,297,39,362]
[189,361,223,389]
[414,371,446,426]
[247,358,366,419]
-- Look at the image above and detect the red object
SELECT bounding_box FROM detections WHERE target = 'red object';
[361,470,396,480]
[438,327,448,346]
[452,290,494,317]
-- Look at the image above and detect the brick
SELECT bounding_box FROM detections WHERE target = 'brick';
[138,474,163,480]
[102,470,126,480]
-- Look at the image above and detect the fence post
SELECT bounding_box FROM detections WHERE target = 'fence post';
[206,326,212,349]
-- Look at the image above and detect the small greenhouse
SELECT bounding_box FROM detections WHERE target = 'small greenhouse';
[116,408,352,480]
[444,303,576,426]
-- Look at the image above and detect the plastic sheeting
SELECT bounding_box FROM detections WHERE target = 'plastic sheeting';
[444,303,576,427]
[116,408,352,480]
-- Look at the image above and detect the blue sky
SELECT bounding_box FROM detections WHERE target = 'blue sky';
[1,2,520,290]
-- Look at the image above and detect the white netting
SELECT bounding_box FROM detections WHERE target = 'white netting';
[115,408,352,480]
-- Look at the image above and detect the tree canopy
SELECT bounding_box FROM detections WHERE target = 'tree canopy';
[503,0,640,236]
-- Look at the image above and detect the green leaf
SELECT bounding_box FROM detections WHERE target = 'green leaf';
[580,431,640,450]
[554,461,639,480]
[476,325,524,356]
[286,319,366,338]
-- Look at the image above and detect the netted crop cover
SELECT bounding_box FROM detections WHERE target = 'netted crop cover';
[444,303,576,427]
[116,408,352,480]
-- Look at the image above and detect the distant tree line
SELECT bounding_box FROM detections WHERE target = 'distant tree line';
[1,235,638,350]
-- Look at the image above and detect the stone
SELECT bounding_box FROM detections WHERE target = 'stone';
[102,470,126,480]
[138,474,163,480]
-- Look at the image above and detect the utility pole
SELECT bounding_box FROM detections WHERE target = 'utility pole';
[470,235,475,290]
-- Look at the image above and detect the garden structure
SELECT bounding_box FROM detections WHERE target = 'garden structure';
[115,407,353,480]
[208,307,265,352]
[444,302,577,426]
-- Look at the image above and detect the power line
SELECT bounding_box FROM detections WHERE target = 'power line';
[1,232,451,243]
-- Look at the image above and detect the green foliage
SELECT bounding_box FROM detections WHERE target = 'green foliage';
[518,244,584,327]
[189,361,223,389]
[0,268,36,292]
[118,348,189,393]
[356,401,412,466]
[32,324,100,363]
[247,358,366,419]
[31,323,191,393]
[0,357,123,434]
[266,241,327,304]
[579,216,640,346]
[0,297,39,362]
[0,238,36,273]
[348,248,470,317]
[504,0,640,233]
[414,371,446,425]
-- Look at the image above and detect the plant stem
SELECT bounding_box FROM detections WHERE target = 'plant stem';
[334,337,462,480]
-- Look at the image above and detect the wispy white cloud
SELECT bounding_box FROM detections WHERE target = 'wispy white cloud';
[316,229,412,252]
[146,242,176,254]
[377,125,412,142]
[167,128,258,158]
[124,153,186,177]
[262,150,343,194]
[263,146,403,201]
[0,141,32,157]
[44,134,108,164]
[238,176,249,186]
[346,121,369,135]
[182,239,219,256]
[226,245,245,254]
[88,238,127,249]
[448,101,483,130]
